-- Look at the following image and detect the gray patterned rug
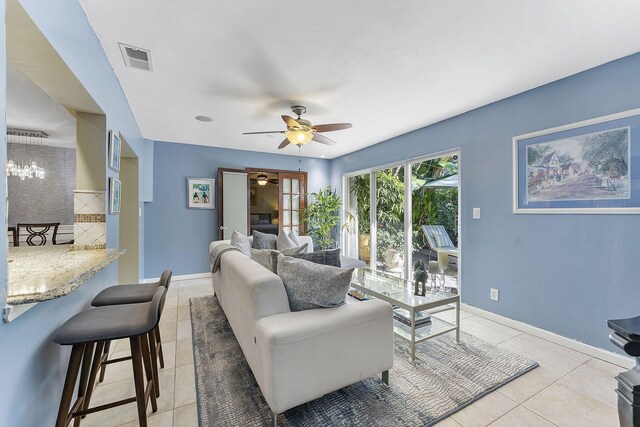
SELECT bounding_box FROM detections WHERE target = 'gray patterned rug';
[190,296,538,426]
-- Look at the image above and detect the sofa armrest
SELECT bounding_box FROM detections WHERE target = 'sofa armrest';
[254,299,394,413]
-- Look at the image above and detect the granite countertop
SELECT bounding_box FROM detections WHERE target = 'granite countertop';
[7,246,125,305]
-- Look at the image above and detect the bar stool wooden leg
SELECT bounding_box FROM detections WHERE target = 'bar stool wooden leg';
[55,345,84,427]
[130,336,148,427]
[98,341,111,383]
[73,342,95,427]
[148,329,160,398]
[154,325,164,368]
[140,333,158,413]
[81,341,105,419]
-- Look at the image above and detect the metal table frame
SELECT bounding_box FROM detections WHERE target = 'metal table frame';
[351,269,461,361]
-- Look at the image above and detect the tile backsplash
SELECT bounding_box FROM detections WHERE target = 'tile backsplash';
[74,191,106,247]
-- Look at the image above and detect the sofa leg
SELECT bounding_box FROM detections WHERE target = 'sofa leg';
[382,370,389,386]
[272,411,279,426]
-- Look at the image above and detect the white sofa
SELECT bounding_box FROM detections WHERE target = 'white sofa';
[209,237,394,424]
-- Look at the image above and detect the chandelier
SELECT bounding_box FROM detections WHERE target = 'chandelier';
[6,129,47,180]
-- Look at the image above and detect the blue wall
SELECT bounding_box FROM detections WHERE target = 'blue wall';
[0,1,152,425]
[144,141,331,278]
[330,52,640,352]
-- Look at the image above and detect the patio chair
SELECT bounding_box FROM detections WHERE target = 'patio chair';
[421,224,458,262]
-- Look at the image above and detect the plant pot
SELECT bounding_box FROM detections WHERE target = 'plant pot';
[358,234,371,262]
[383,249,404,270]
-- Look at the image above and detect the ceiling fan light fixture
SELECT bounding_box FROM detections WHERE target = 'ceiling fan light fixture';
[256,173,268,186]
[286,129,313,146]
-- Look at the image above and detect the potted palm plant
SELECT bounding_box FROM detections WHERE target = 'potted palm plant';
[301,186,341,250]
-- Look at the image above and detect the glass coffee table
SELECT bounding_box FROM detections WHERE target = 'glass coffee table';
[350,267,460,361]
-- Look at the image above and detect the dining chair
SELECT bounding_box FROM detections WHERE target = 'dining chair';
[16,222,60,246]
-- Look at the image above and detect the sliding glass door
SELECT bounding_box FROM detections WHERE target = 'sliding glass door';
[375,166,405,276]
[342,151,460,291]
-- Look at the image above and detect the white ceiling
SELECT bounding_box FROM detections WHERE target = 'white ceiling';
[79,0,640,159]
[6,63,76,149]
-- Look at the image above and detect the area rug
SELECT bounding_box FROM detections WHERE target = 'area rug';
[190,296,538,426]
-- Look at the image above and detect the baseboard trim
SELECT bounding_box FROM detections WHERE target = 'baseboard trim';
[142,272,211,283]
[460,303,633,369]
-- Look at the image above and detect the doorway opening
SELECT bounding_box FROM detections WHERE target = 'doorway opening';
[217,168,307,239]
[118,136,139,283]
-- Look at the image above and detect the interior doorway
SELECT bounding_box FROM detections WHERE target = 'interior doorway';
[218,168,307,239]
[118,136,139,283]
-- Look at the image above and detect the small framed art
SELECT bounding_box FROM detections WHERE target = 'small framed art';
[188,178,215,209]
[109,130,121,172]
[109,178,122,214]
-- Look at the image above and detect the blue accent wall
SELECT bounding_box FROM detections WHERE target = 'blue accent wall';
[330,52,640,353]
[144,141,331,278]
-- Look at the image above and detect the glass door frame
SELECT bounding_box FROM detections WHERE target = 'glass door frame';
[341,148,461,284]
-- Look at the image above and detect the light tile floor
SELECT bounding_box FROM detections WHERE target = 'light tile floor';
[82,277,626,427]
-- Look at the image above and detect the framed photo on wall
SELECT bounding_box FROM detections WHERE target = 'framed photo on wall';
[513,108,640,214]
[109,130,121,172]
[188,178,215,209]
[109,178,122,214]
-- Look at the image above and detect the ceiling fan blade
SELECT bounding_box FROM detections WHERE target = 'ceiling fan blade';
[278,138,291,149]
[312,133,337,146]
[281,115,301,128]
[243,131,285,135]
[313,123,353,133]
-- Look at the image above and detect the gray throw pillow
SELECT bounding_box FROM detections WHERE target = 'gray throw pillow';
[252,230,277,249]
[277,255,354,311]
[290,248,341,267]
[281,243,308,256]
[230,231,252,256]
[276,230,297,251]
[250,248,279,273]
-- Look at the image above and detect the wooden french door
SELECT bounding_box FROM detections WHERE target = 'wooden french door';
[278,172,307,235]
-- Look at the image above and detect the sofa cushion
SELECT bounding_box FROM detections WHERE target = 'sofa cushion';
[282,244,308,256]
[288,230,301,246]
[230,231,252,256]
[250,248,280,273]
[276,230,297,251]
[253,230,277,249]
[340,256,367,269]
[277,255,354,312]
[290,248,341,267]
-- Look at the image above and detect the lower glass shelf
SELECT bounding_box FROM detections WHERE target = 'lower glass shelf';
[393,316,456,342]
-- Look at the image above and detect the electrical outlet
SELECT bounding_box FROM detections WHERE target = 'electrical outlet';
[490,288,499,301]
[473,208,481,219]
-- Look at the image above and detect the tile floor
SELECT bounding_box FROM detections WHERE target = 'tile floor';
[83,277,627,427]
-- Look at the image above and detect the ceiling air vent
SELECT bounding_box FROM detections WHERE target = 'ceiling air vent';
[118,43,154,72]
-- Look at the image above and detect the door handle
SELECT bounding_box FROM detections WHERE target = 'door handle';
[219,226,228,231]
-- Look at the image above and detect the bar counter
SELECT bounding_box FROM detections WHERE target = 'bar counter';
[7,246,124,306]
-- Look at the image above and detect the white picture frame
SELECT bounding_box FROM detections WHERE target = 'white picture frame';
[109,178,122,214]
[188,178,215,209]
[108,130,121,172]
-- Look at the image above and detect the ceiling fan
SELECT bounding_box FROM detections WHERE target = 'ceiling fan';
[250,173,278,186]
[243,105,352,149]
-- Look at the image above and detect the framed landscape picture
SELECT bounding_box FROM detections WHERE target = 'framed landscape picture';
[513,109,640,214]
[188,178,215,209]
[109,178,121,214]
[108,130,121,172]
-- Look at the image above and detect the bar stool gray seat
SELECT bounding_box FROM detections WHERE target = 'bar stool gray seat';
[91,270,172,389]
[53,288,166,427]
[91,270,172,307]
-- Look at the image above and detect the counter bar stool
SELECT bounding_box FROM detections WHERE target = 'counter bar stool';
[91,270,172,393]
[53,287,166,427]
